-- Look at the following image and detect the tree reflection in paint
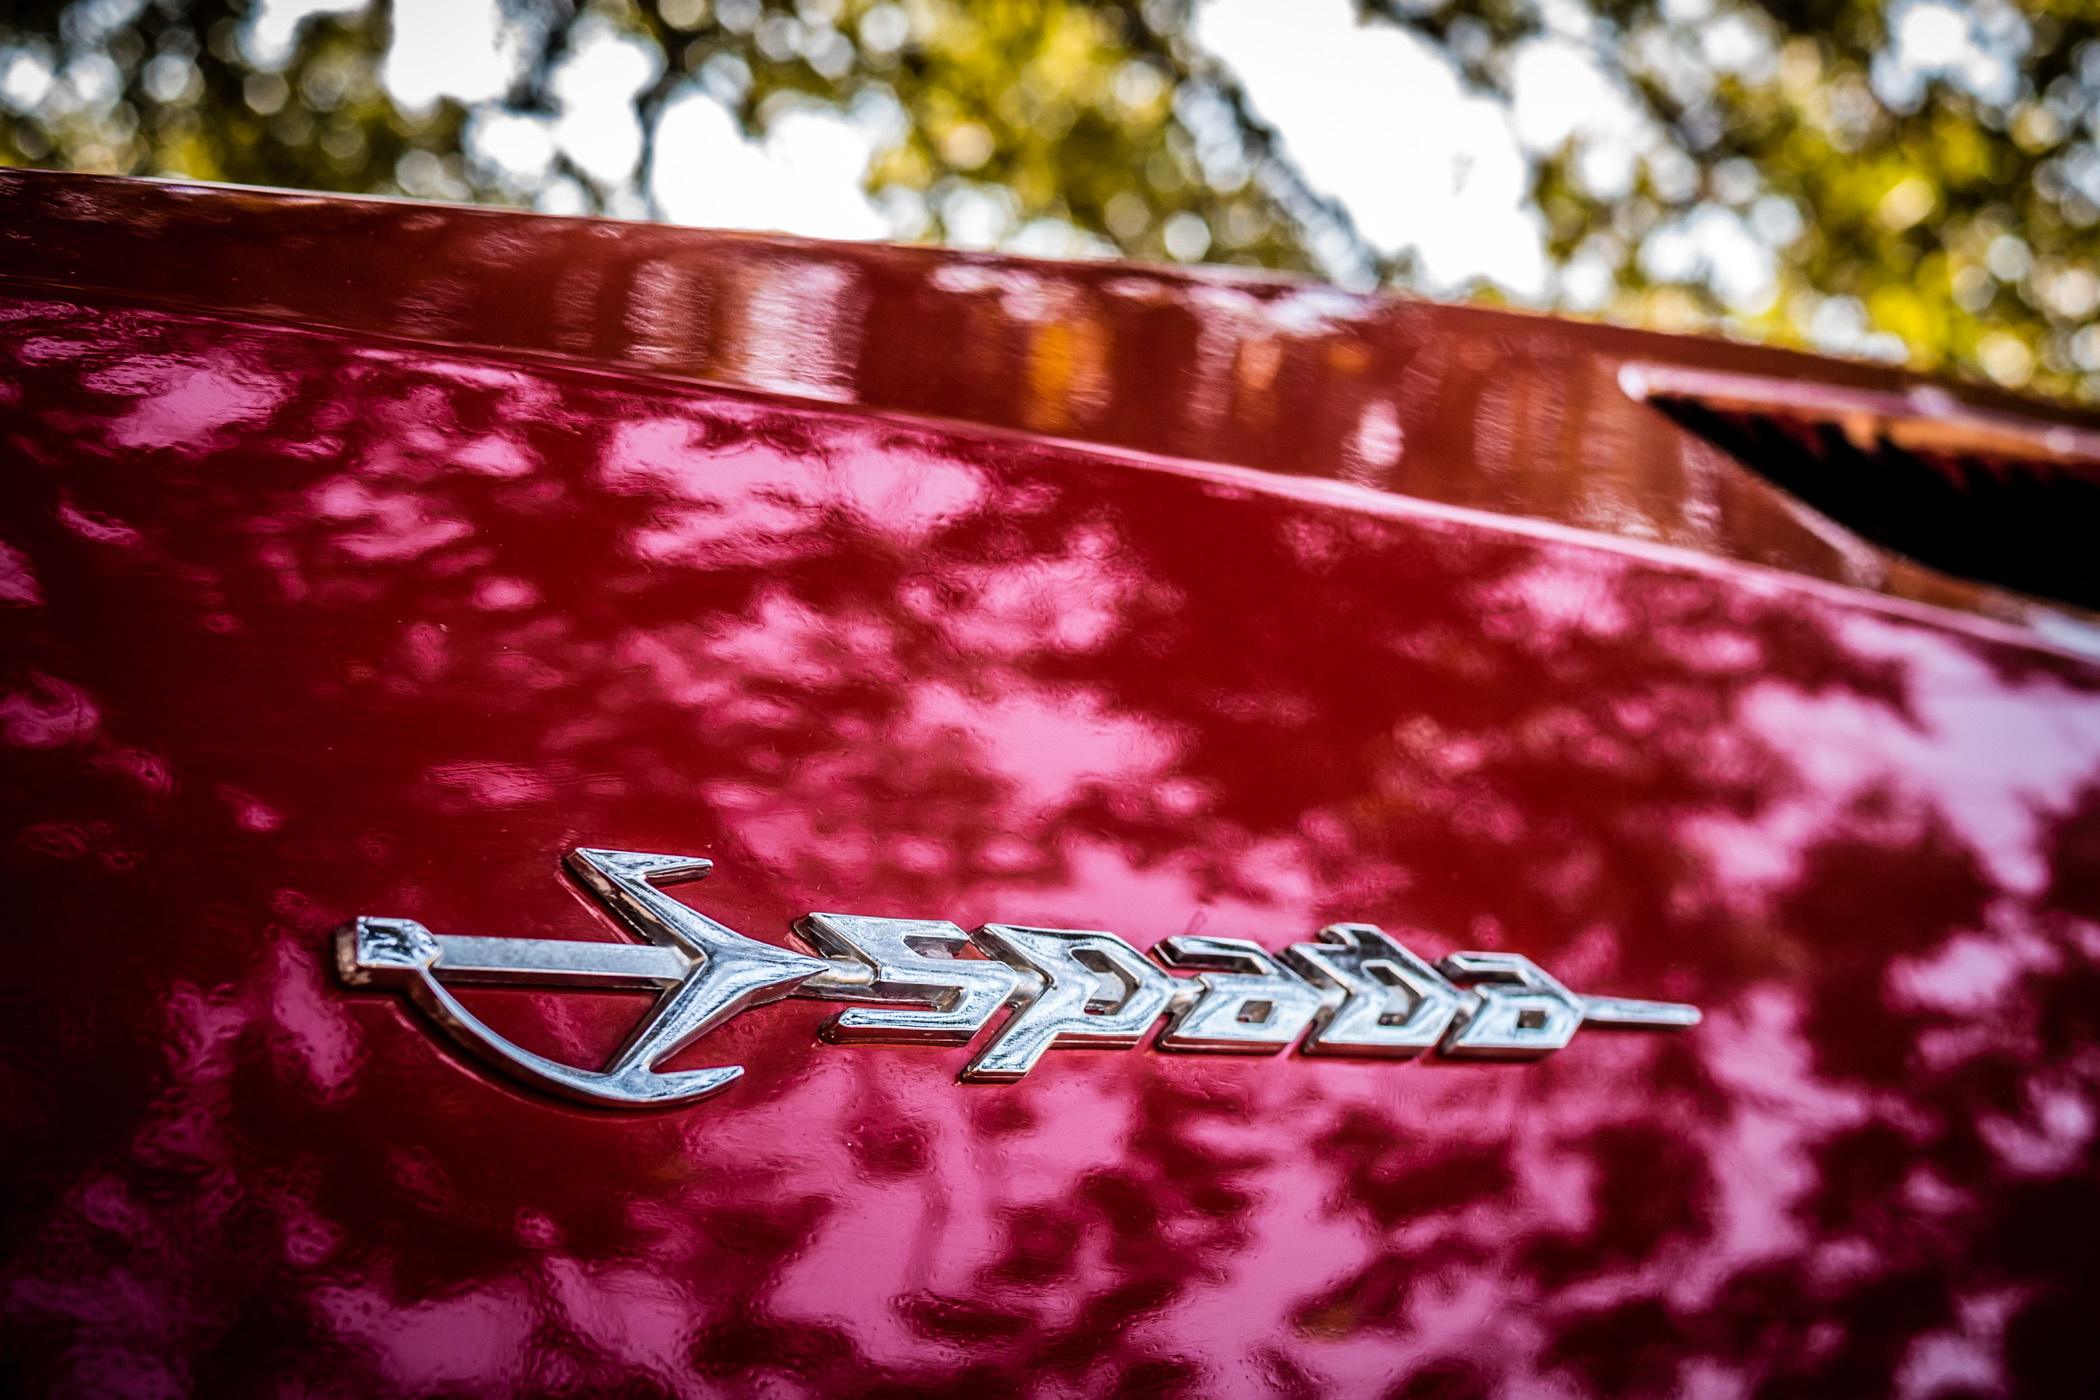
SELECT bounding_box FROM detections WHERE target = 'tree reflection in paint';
[3,292,2100,1397]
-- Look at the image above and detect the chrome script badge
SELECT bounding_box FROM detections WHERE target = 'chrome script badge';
[337,847,1700,1109]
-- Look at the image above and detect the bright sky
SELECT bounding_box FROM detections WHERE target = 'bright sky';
[652,94,892,240]
[1195,0,1549,296]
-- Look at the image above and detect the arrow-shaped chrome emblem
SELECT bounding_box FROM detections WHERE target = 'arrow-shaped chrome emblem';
[338,849,1699,1109]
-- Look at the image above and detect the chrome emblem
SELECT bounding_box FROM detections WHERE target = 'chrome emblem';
[337,848,1700,1109]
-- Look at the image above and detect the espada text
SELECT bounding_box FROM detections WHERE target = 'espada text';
[336,848,1700,1109]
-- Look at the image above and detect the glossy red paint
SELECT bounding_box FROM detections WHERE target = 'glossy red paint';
[3,171,2100,1398]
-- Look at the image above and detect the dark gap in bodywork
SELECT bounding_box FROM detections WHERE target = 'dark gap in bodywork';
[1655,400,2100,612]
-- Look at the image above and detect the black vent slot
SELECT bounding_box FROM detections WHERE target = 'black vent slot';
[1623,365,2100,613]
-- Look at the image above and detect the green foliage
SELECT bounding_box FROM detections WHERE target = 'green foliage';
[1432,0,2100,399]
[0,1,463,195]
[631,0,1319,267]
[6,0,2099,400]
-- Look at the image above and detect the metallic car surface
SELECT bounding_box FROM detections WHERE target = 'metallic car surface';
[4,171,2099,1397]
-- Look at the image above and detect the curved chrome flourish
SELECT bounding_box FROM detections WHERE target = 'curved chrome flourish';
[338,850,1700,1109]
[336,848,869,1108]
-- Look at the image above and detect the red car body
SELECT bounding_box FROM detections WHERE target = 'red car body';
[3,169,2098,1397]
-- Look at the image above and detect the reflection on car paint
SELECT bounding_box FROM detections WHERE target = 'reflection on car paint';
[2,285,2099,1396]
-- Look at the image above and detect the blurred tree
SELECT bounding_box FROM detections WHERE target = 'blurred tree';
[1385,0,2100,400]
[0,1,459,199]
[0,0,1341,272]
[4,0,2099,401]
